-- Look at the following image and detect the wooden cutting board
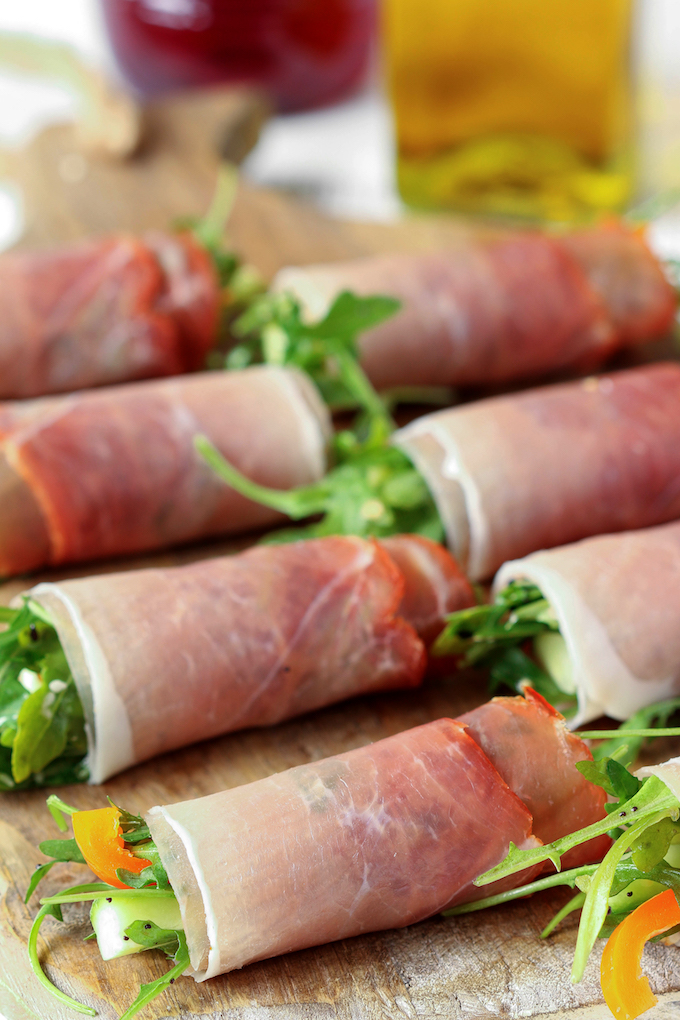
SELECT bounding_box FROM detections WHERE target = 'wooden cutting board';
[1,86,679,1020]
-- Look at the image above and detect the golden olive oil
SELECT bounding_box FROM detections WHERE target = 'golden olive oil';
[384,0,635,221]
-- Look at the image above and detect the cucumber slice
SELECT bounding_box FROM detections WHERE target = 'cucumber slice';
[90,893,182,961]
[533,631,575,695]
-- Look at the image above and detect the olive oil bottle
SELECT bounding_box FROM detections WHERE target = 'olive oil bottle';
[383,0,635,221]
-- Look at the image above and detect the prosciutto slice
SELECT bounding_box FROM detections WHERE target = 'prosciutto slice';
[395,362,680,580]
[146,693,606,979]
[28,533,473,782]
[274,222,675,390]
[378,533,474,643]
[459,689,610,868]
[494,520,680,726]
[0,365,330,575]
[0,231,219,399]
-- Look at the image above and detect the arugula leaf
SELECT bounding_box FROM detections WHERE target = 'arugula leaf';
[125,919,181,954]
[113,803,152,843]
[25,824,86,901]
[28,873,183,1019]
[28,895,96,1016]
[575,757,642,804]
[196,436,444,544]
[118,931,190,1020]
[433,581,558,660]
[444,862,601,918]
[46,794,78,830]
[205,284,454,544]
[24,862,59,904]
[38,838,86,863]
[116,867,158,889]
[587,696,680,763]
[630,817,680,871]
[485,645,577,714]
[40,884,176,906]
[133,845,171,890]
[309,291,400,339]
[571,804,677,981]
[470,767,680,986]
[226,289,401,412]
[476,775,679,889]
[431,581,578,709]
[0,601,88,790]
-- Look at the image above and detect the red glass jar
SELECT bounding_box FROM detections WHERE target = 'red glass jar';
[100,0,376,111]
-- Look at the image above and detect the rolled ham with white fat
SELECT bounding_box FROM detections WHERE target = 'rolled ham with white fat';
[0,231,220,399]
[0,365,330,575]
[146,691,607,979]
[494,520,680,726]
[27,533,474,783]
[274,222,676,390]
[395,362,680,580]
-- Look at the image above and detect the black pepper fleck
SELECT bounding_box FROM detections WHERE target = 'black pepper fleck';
[106,897,112,903]
[123,936,129,941]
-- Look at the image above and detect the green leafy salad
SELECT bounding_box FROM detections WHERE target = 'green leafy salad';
[198,288,446,544]
[449,748,680,987]
[0,601,88,790]
[433,580,574,708]
[432,581,680,741]
[27,796,187,1020]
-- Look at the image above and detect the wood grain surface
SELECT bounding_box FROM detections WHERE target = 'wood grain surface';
[0,87,679,1020]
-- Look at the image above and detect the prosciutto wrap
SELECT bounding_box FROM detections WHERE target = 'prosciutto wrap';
[274,223,676,390]
[27,533,474,782]
[146,691,607,979]
[0,231,220,399]
[395,362,680,580]
[494,520,680,726]
[0,365,330,575]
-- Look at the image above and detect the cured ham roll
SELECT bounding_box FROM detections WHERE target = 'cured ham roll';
[27,533,474,783]
[394,362,680,580]
[0,365,330,575]
[0,231,220,399]
[274,222,676,390]
[146,691,607,979]
[494,520,680,726]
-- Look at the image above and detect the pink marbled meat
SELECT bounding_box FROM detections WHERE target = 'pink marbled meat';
[562,222,676,345]
[148,694,607,977]
[149,717,542,976]
[380,533,475,644]
[396,362,680,579]
[460,689,610,869]
[0,231,219,399]
[33,535,431,778]
[0,366,328,574]
[276,222,675,390]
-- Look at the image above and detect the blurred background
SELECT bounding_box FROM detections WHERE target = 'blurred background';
[0,0,678,251]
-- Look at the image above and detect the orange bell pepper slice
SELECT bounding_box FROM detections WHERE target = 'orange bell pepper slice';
[72,807,151,889]
[601,887,680,1020]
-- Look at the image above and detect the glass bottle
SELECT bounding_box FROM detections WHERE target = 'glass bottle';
[383,0,634,221]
